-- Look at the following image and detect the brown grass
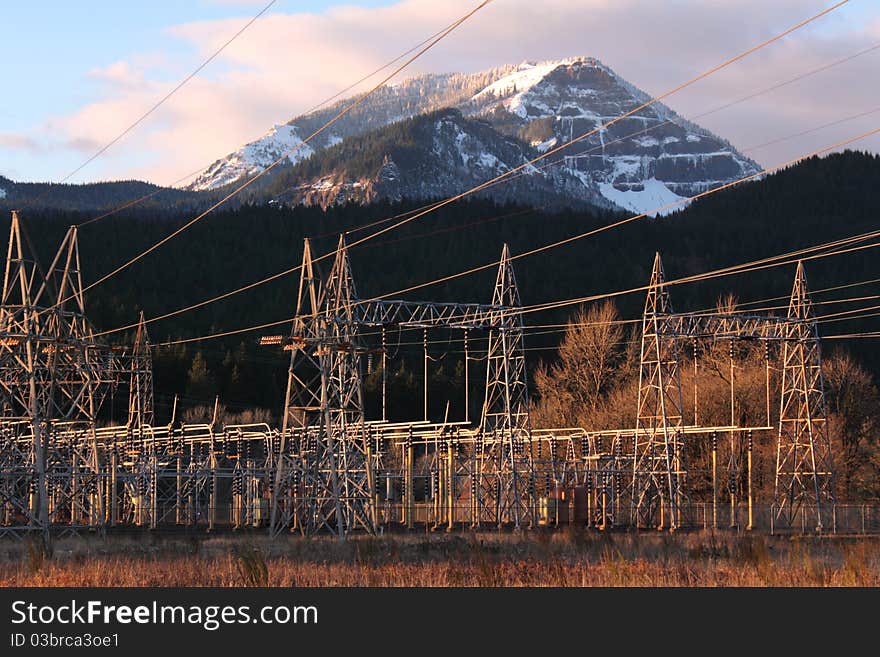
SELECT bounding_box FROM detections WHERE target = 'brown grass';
[2,529,879,587]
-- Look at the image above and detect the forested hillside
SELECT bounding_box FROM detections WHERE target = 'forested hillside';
[5,150,879,431]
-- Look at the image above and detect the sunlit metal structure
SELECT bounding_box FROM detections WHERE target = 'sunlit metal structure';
[0,212,838,538]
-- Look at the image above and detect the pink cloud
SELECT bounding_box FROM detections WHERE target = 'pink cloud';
[0,133,45,154]
[32,0,880,184]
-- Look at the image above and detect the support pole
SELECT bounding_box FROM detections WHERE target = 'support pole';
[365,430,378,531]
[110,449,118,526]
[405,432,414,530]
[447,439,455,531]
[381,328,387,423]
[764,341,772,428]
[209,452,217,532]
[470,438,479,528]
[150,453,157,530]
[72,450,80,525]
[693,339,699,426]
[747,430,753,531]
[729,339,736,529]
[175,454,182,525]
[711,431,717,529]
[464,330,469,424]
[423,329,428,423]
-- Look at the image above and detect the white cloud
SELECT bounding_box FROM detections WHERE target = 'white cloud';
[31,0,880,184]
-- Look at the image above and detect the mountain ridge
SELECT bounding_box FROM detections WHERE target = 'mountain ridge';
[1,56,762,217]
[190,56,761,214]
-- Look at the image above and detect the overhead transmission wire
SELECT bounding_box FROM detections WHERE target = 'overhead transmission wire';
[735,276,880,310]
[155,295,880,354]
[825,331,880,339]
[516,284,880,335]
[359,125,880,311]
[154,127,880,347]
[150,122,880,348]
[156,266,880,356]
[385,293,880,355]
[61,0,280,188]
[64,0,495,305]
[514,208,880,319]
[503,40,880,183]
[213,258,880,357]
[335,0,853,255]
[340,44,880,251]
[96,0,853,339]
[77,15,477,229]
[155,132,880,351]
[349,97,880,257]
[377,96,880,232]
[500,98,880,198]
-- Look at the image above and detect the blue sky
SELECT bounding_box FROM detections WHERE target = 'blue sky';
[1,1,877,184]
[2,2,395,120]
[1,1,397,180]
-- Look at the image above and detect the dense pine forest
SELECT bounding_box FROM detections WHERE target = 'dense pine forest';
[2,150,879,438]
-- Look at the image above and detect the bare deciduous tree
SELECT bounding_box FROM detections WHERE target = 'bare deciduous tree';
[823,350,880,498]
[533,301,627,427]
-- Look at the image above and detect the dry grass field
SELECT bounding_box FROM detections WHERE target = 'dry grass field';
[2,528,879,587]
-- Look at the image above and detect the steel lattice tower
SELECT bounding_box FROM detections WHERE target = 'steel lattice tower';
[316,236,375,536]
[774,261,835,530]
[0,212,118,538]
[272,236,375,537]
[127,311,154,429]
[632,253,686,529]
[282,238,323,432]
[479,243,536,528]
[271,239,322,534]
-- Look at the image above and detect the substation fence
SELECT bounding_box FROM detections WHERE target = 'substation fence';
[372,501,880,535]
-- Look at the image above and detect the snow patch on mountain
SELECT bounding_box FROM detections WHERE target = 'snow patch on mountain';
[464,55,760,208]
[599,178,689,216]
[472,60,567,118]
[440,119,510,174]
[186,55,758,213]
[188,124,314,191]
[533,137,557,152]
[0,187,6,200]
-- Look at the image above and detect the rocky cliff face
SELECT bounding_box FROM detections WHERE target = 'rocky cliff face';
[189,57,760,215]
[269,109,613,212]
[463,58,759,213]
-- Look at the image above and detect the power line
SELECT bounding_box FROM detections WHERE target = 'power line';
[516,232,880,319]
[331,39,880,260]
[737,275,880,310]
[825,331,880,339]
[149,130,880,349]
[518,40,880,181]
[67,0,494,305]
[362,126,880,309]
[77,16,481,229]
[94,0,854,338]
[741,104,880,153]
[61,0,280,186]
[147,121,880,346]
[338,1,852,258]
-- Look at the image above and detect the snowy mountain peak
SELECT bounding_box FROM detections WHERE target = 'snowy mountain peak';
[187,123,314,192]
[186,56,759,216]
[463,56,760,213]
[470,57,606,117]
